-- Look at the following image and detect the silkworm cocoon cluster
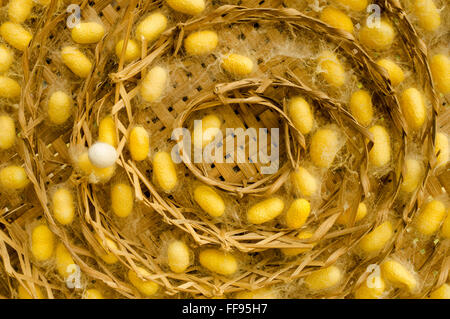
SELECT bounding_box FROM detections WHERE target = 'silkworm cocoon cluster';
[166,0,205,15]
[194,185,225,217]
[317,51,346,87]
[193,114,221,149]
[291,167,318,197]
[153,151,178,192]
[310,128,341,168]
[55,243,75,278]
[48,91,73,125]
[184,30,218,55]
[18,285,44,299]
[88,142,118,168]
[71,22,105,44]
[75,151,115,183]
[247,197,285,224]
[128,267,159,297]
[320,7,354,33]
[95,234,119,264]
[368,125,391,167]
[31,224,54,261]
[98,116,117,147]
[415,200,446,235]
[349,90,373,126]
[400,88,427,130]
[51,187,75,225]
[111,183,134,218]
[435,132,448,167]
[430,54,450,94]
[376,58,405,86]
[0,22,32,51]
[429,284,450,299]
[354,274,386,299]
[359,221,393,254]
[281,230,315,256]
[115,39,140,62]
[413,0,440,32]
[199,249,238,276]
[400,158,424,193]
[335,0,368,11]
[140,66,167,102]
[167,240,190,273]
[83,289,104,299]
[380,259,417,292]
[135,12,167,42]
[305,266,342,291]
[129,126,150,161]
[8,0,33,23]
[61,46,92,78]
[0,165,29,190]
[288,96,314,135]
[285,198,311,229]
[336,202,368,225]
[0,76,21,98]
[359,19,395,51]
[0,45,14,72]
[235,287,277,299]
[0,115,16,150]
[442,213,450,238]
[221,53,254,77]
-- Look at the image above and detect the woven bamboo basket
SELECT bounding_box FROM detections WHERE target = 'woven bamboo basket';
[0,0,448,299]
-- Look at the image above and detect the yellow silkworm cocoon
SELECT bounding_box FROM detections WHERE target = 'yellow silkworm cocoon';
[166,0,205,15]
[400,158,424,193]
[98,116,117,147]
[0,22,32,51]
[354,275,385,299]
[334,0,368,11]
[0,45,14,72]
[115,39,140,62]
[95,234,119,264]
[153,151,178,192]
[415,199,446,236]
[349,90,373,126]
[359,221,393,254]
[8,0,33,23]
[376,58,404,86]
[281,230,315,256]
[31,224,54,261]
[320,7,353,33]
[167,240,190,273]
[221,53,254,77]
[337,202,368,225]
[129,126,150,161]
[193,114,221,148]
[128,267,159,296]
[51,187,75,225]
[235,288,277,299]
[400,88,427,130]
[194,185,225,217]
[435,132,448,167]
[380,259,417,292]
[247,197,285,224]
[285,198,311,229]
[291,167,318,197]
[359,20,395,51]
[305,266,342,291]
[0,165,29,190]
[368,125,391,167]
[429,284,450,299]
[288,96,314,135]
[199,249,238,276]
[48,91,72,125]
[0,115,16,150]
[317,51,345,87]
[310,128,340,168]
[18,285,44,299]
[413,0,440,32]
[430,54,450,94]
[76,151,115,183]
[61,46,92,78]
[184,30,218,55]
[442,213,450,238]
[135,12,167,42]
[71,22,105,44]
[55,243,75,278]
[111,183,134,218]
[140,66,167,102]
[83,289,104,299]
[0,76,20,98]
